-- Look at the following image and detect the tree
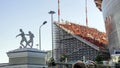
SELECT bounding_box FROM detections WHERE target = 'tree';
[48,57,56,66]
[60,54,68,62]
[95,54,103,64]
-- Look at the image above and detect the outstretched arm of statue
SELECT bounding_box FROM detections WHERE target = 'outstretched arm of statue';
[16,34,20,37]
[25,34,29,36]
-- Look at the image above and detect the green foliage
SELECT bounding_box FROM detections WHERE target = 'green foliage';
[60,54,68,62]
[95,54,103,64]
[48,57,56,66]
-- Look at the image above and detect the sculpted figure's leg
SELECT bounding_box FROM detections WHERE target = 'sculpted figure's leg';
[24,38,28,48]
[31,41,33,48]
[20,40,25,48]
[25,39,28,48]
[26,41,31,48]
[25,41,28,48]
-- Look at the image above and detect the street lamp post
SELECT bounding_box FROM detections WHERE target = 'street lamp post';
[48,11,55,58]
[39,21,47,50]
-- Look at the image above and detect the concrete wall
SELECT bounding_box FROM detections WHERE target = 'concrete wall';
[9,57,45,64]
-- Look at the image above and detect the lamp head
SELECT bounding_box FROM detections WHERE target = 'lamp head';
[43,21,47,25]
[48,11,56,14]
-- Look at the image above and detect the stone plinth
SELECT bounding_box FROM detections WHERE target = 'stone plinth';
[6,48,47,68]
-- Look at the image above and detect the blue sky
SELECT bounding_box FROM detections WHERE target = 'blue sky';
[0,0,105,63]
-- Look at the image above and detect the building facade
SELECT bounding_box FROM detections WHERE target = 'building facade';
[53,21,110,62]
[95,0,120,55]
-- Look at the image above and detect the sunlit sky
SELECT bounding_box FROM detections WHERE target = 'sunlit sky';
[0,0,105,63]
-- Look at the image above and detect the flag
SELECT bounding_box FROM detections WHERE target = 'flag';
[58,0,60,22]
[85,0,88,26]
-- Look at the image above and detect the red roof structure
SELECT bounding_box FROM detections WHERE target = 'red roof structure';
[55,22,108,47]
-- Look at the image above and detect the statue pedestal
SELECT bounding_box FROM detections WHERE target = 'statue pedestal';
[7,48,47,68]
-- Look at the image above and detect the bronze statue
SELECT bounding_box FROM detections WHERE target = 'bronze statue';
[25,31,34,48]
[16,29,34,48]
[16,29,27,48]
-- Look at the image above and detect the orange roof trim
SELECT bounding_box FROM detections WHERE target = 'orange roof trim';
[55,22,108,47]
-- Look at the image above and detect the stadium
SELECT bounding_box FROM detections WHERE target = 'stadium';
[53,21,110,62]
